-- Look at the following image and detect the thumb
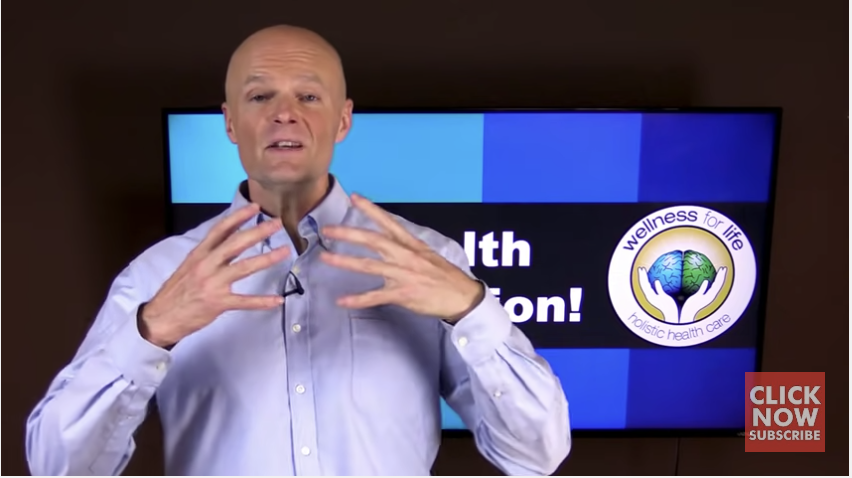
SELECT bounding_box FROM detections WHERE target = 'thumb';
[696,279,710,296]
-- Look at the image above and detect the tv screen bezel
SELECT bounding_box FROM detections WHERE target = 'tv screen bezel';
[160,106,782,439]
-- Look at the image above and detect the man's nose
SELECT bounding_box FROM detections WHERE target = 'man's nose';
[271,99,298,124]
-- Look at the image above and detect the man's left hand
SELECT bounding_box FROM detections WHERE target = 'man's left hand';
[319,193,484,322]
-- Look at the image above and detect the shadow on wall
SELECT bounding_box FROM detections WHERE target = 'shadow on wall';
[66,64,226,286]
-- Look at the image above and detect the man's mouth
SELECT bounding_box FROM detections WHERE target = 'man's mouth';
[268,140,304,150]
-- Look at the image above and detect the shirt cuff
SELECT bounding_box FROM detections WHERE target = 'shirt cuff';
[104,306,173,388]
[447,286,513,365]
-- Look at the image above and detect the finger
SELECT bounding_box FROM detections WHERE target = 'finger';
[223,293,285,310]
[320,251,405,278]
[213,218,284,265]
[696,279,710,296]
[350,194,428,251]
[338,288,397,309]
[637,268,654,295]
[223,246,291,283]
[322,225,403,257]
[653,280,666,296]
[708,267,728,294]
[197,203,262,253]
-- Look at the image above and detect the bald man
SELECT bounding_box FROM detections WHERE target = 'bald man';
[26,25,571,476]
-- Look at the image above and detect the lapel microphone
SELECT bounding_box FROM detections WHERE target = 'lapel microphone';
[282,270,305,298]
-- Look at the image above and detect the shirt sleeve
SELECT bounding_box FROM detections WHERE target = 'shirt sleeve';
[25,263,173,476]
[438,241,572,476]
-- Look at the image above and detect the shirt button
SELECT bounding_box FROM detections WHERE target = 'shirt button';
[458,337,469,347]
[292,265,300,274]
[300,446,311,456]
[292,324,302,333]
[156,362,167,371]
[295,384,306,394]
[493,390,503,398]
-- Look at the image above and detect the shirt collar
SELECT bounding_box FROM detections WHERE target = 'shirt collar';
[228,174,351,250]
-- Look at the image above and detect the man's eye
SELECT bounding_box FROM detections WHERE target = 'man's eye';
[300,94,319,102]
[249,94,270,102]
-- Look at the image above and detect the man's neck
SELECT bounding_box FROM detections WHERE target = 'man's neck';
[246,175,331,253]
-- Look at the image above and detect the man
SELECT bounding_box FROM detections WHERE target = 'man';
[26,25,571,476]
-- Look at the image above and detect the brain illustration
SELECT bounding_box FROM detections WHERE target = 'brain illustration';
[645,250,718,300]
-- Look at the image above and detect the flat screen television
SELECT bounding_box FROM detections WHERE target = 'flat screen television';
[162,107,781,437]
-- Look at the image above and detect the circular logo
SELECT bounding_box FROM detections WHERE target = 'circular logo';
[607,206,756,347]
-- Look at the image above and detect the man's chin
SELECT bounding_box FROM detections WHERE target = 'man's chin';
[252,169,322,191]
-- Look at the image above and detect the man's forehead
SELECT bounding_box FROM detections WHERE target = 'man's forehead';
[225,28,346,98]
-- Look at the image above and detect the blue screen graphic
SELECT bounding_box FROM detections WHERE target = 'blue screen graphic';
[168,111,775,205]
[165,109,777,431]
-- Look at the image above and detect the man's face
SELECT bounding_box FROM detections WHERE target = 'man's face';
[222,36,353,190]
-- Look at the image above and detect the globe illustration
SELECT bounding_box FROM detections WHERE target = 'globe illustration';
[646,250,717,301]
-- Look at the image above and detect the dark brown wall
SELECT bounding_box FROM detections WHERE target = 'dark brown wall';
[6,0,848,475]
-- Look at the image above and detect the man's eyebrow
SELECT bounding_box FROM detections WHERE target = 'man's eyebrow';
[296,73,325,86]
[243,73,268,87]
[242,73,326,87]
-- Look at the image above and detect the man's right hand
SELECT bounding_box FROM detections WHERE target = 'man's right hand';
[139,203,291,348]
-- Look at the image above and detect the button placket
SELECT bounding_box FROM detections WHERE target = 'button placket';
[282,258,320,475]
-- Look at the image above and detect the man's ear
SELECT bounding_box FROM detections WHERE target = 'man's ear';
[222,102,238,144]
[335,99,354,144]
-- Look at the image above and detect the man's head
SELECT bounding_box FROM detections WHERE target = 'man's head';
[222,25,353,194]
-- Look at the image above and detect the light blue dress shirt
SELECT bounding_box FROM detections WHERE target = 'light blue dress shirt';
[26,176,572,476]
